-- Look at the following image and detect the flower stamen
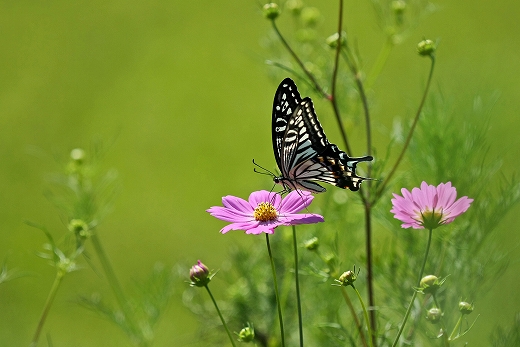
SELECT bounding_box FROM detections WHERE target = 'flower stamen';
[254,202,278,222]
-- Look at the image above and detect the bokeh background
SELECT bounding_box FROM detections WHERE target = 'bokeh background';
[1,0,519,346]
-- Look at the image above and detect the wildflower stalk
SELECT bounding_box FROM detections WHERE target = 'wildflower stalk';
[375,55,436,201]
[352,284,375,347]
[391,228,433,347]
[292,226,304,347]
[30,270,64,347]
[265,234,286,347]
[448,314,463,341]
[270,20,326,97]
[204,285,237,347]
[340,287,369,347]
[91,234,145,345]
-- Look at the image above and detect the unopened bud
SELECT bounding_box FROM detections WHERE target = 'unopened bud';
[285,0,303,16]
[459,301,474,315]
[338,270,357,286]
[263,3,280,20]
[237,323,255,343]
[417,39,436,57]
[426,307,442,324]
[189,260,211,287]
[419,275,442,295]
[300,7,320,27]
[326,32,347,49]
[68,219,91,239]
[304,237,319,251]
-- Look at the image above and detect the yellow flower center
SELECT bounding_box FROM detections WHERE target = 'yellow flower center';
[420,209,444,230]
[254,202,278,222]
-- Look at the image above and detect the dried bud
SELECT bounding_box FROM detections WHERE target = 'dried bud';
[459,301,474,315]
[426,307,442,324]
[263,3,280,20]
[189,260,210,287]
[304,237,319,251]
[417,39,436,57]
[237,323,255,343]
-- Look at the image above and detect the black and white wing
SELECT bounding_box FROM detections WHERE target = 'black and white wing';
[272,78,301,171]
[271,78,373,193]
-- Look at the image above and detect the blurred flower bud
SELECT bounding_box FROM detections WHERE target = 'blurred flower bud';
[426,307,442,324]
[263,3,280,20]
[300,7,320,27]
[304,237,319,251]
[392,0,406,26]
[285,0,303,16]
[189,260,211,287]
[237,323,255,343]
[326,32,347,49]
[418,275,445,295]
[459,301,474,315]
[68,219,91,239]
[417,39,436,57]
[70,148,85,163]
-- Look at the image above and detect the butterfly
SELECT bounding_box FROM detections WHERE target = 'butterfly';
[271,78,373,193]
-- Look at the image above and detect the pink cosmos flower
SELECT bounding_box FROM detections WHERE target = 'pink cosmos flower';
[207,190,324,234]
[390,181,473,230]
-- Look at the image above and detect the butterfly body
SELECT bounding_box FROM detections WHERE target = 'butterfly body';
[272,78,373,193]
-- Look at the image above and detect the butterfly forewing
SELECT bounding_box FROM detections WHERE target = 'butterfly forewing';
[272,78,301,170]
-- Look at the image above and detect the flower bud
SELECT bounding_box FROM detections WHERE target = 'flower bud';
[70,148,86,163]
[338,270,357,286]
[237,323,255,343]
[300,7,320,27]
[426,307,442,324]
[304,237,319,251]
[459,301,474,315]
[189,260,210,287]
[326,32,347,49]
[285,0,303,16]
[68,219,91,239]
[263,3,280,20]
[418,275,443,295]
[391,0,406,14]
[417,39,436,57]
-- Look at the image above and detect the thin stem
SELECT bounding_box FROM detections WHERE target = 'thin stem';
[204,285,237,347]
[352,285,374,347]
[364,205,377,346]
[30,271,64,347]
[448,314,463,341]
[91,234,143,344]
[270,20,327,98]
[292,226,304,347]
[266,234,286,347]
[366,38,394,90]
[374,55,436,202]
[391,228,433,347]
[340,287,369,347]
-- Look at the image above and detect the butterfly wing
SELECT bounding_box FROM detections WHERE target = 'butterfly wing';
[272,78,301,172]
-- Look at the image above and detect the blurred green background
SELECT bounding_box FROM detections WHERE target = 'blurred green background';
[1,0,519,346]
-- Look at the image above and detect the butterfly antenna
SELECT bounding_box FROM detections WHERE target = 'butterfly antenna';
[252,159,277,177]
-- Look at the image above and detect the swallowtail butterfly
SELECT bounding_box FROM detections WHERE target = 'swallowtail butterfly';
[272,78,373,193]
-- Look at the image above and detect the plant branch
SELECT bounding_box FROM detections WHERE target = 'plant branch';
[292,226,304,347]
[266,234,286,347]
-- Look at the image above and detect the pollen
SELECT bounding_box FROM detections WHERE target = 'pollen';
[254,202,278,222]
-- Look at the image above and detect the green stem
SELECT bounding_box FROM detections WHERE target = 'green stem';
[352,285,375,347]
[30,271,64,347]
[448,314,463,341]
[292,226,304,347]
[374,55,436,203]
[391,228,433,347]
[340,287,369,347]
[204,285,237,347]
[366,38,394,89]
[91,234,144,344]
[266,234,286,347]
